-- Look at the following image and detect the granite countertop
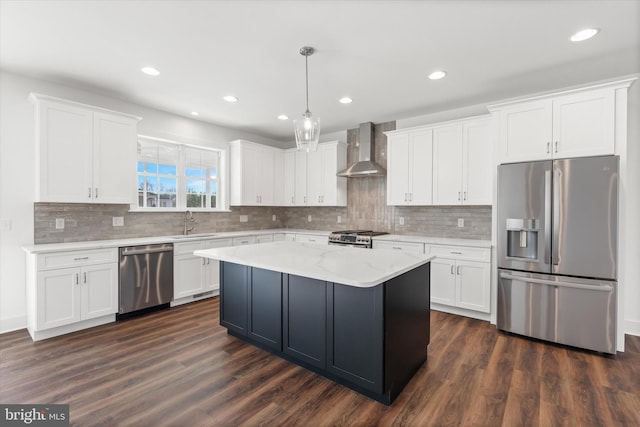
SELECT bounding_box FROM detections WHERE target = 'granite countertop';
[22,229,330,254]
[195,241,434,288]
[373,234,492,248]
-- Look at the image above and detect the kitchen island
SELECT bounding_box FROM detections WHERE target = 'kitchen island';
[194,241,433,404]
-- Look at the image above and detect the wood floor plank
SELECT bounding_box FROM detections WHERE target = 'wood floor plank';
[2,298,639,426]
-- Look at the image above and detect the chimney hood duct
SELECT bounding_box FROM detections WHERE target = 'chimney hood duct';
[337,122,386,177]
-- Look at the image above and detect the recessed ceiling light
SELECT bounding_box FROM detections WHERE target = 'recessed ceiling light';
[141,66,160,76]
[570,28,600,42]
[277,114,289,120]
[191,111,199,116]
[223,95,239,103]
[428,70,447,80]
[339,97,353,104]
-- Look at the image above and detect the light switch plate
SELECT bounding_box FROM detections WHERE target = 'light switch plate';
[272,215,276,222]
[399,217,405,226]
[239,215,248,223]
[307,215,312,222]
[458,218,464,227]
[112,216,124,226]
[55,218,65,229]
[337,215,342,224]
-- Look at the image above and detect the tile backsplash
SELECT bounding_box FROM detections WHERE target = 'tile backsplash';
[34,121,492,244]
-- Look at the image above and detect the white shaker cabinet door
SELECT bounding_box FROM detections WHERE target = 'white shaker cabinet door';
[455,260,491,313]
[37,101,93,202]
[552,89,615,159]
[408,130,433,205]
[386,133,410,205]
[37,268,81,329]
[429,259,456,307]
[499,100,552,163]
[462,120,492,205]
[432,125,463,205]
[92,111,138,204]
[81,263,118,320]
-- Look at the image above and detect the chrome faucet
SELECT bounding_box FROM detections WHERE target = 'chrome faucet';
[184,210,195,235]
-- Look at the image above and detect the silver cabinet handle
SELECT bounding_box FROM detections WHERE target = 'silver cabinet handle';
[291,196,295,204]
[88,187,92,198]
[554,141,558,153]
[83,272,87,283]
[450,265,454,275]
[404,193,407,202]
[457,265,461,275]
[458,191,461,201]
[304,196,307,203]
[74,273,79,285]
[463,192,467,201]
[74,257,89,261]
[392,246,402,250]
[202,258,205,265]
[95,188,98,198]
[450,251,462,255]
[547,142,550,154]
[409,193,412,202]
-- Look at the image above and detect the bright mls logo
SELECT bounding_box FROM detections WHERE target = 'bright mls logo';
[1,404,69,426]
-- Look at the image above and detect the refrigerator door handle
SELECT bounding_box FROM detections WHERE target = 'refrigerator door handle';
[544,169,552,265]
[552,167,561,266]
[499,272,613,292]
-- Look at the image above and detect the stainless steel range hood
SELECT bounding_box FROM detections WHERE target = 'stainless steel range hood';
[337,122,386,177]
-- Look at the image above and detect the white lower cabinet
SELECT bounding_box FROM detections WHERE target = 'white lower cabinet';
[173,239,232,305]
[427,245,491,316]
[27,248,118,340]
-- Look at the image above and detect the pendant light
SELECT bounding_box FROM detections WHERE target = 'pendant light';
[294,46,320,152]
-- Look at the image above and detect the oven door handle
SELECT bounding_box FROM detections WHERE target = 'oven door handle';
[121,247,173,256]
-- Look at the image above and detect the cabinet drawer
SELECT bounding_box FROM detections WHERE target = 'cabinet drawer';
[296,234,328,245]
[37,248,118,270]
[233,236,256,246]
[427,245,490,262]
[204,238,232,249]
[256,234,274,244]
[173,241,203,256]
[372,240,425,254]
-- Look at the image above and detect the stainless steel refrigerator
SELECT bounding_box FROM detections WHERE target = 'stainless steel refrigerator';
[497,155,618,353]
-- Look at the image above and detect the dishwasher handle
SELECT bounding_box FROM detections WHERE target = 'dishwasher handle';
[120,246,173,256]
[499,272,613,292]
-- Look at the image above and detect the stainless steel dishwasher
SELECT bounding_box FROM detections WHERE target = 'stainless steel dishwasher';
[119,243,174,315]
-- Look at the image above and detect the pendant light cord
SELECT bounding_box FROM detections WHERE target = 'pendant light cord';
[305,53,310,113]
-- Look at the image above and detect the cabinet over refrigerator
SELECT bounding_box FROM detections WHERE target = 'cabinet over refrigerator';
[497,155,618,353]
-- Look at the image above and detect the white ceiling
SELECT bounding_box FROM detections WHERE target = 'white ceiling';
[1,0,639,146]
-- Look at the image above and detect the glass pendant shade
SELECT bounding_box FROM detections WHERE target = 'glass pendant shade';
[294,110,320,152]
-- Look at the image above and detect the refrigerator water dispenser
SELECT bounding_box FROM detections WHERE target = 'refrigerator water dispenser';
[506,218,538,260]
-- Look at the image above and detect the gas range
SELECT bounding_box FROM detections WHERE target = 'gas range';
[328,230,388,248]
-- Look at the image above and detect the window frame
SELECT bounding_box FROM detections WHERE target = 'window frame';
[134,135,228,212]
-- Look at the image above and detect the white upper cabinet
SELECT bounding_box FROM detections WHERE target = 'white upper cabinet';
[294,149,308,206]
[30,94,139,204]
[229,140,276,205]
[489,80,635,163]
[283,149,296,206]
[386,129,433,205]
[432,117,492,205]
[273,149,285,206]
[306,141,347,206]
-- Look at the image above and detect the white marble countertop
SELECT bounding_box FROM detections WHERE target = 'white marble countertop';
[195,241,434,288]
[22,229,330,254]
[373,234,492,248]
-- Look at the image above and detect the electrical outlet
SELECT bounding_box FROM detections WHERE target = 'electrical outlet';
[112,216,124,226]
[337,215,342,224]
[399,217,405,226]
[55,218,65,229]
[458,218,464,228]
[272,215,277,222]
[239,215,248,223]
[307,215,312,222]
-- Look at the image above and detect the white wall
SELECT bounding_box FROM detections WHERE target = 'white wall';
[0,70,281,332]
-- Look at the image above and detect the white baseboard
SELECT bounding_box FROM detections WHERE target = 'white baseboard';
[430,303,491,322]
[626,319,640,337]
[0,314,27,334]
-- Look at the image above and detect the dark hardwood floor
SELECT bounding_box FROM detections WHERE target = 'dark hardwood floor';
[1,297,639,426]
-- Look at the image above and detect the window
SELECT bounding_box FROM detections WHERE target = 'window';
[136,136,223,210]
